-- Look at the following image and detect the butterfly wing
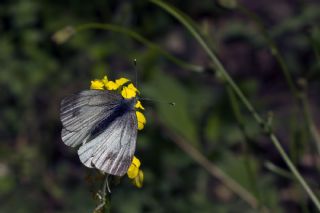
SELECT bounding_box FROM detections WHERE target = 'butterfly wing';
[60,90,122,147]
[60,89,138,176]
[78,111,137,176]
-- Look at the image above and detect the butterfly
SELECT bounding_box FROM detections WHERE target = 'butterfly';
[60,86,139,177]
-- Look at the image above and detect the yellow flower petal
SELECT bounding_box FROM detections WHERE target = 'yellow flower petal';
[127,156,141,179]
[106,81,119,90]
[115,78,129,86]
[127,83,138,92]
[133,170,144,188]
[127,163,139,179]
[102,75,108,87]
[90,80,104,90]
[132,156,141,168]
[121,85,137,99]
[135,101,145,110]
[136,111,146,130]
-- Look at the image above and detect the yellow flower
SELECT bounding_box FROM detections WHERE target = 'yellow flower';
[127,156,144,188]
[127,156,141,179]
[121,83,138,99]
[106,81,119,90]
[115,78,129,86]
[127,83,138,92]
[135,101,145,110]
[90,80,104,90]
[102,75,108,87]
[105,78,130,91]
[132,170,144,188]
[136,111,146,130]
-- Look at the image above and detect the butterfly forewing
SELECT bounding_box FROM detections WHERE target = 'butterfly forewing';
[60,89,138,176]
[60,90,122,147]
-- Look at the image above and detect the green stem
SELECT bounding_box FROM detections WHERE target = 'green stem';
[309,29,320,62]
[150,0,320,210]
[151,0,263,125]
[238,5,299,101]
[226,86,263,206]
[301,92,320,156]
[74,23,203,73]
[239,5,320,158]
[93,175,111,213]
[162,124,263,210]
[265,161,295,180]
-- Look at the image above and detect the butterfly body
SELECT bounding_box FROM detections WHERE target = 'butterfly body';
[89,97,137,140]
[60,89,138,176]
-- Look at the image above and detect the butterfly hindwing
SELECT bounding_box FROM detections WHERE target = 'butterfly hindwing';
[78,111,137,176]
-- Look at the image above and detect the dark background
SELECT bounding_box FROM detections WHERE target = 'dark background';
[1,0,320,212]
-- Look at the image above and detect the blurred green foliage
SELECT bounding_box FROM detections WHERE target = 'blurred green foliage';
[1,0,320,212]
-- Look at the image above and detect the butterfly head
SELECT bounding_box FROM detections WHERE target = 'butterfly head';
[90,75,146,130]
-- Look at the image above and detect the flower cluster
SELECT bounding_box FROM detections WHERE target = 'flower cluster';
[90,75,145,188]
[127,156,144,188]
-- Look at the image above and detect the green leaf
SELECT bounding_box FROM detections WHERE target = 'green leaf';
[142,69,198,145]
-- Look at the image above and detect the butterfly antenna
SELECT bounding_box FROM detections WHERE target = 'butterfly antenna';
[140,98,176,106]
[133,59,138,89]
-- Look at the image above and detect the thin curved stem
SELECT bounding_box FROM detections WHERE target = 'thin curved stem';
[265,161,295,180]
[238,5,320,159]
[161,123,264,210]
[150,0,320,210]
[301,92,320,155]
[238,5,299,100]
[74,23,204,73]
[94,175,111,213]
[226,86,263,206]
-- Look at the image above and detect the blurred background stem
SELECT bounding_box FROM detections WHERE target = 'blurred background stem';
[238,5,299,100]
[265,161,295,180]
[226,85,263,207]
[300,90,320,157]
[65,23,204,73]
[238,4,320,158]
[150,0,320,210]
[161,123,265,210]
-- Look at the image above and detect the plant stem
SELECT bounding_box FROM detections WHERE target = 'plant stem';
[238,5,299,101]
[150,0,320,210]
[239,5,320,159]
[226,86,263,206]
[74,23,204,73]
[265,161,295,180]
[300,92,320,156]
[161,124,265,210]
